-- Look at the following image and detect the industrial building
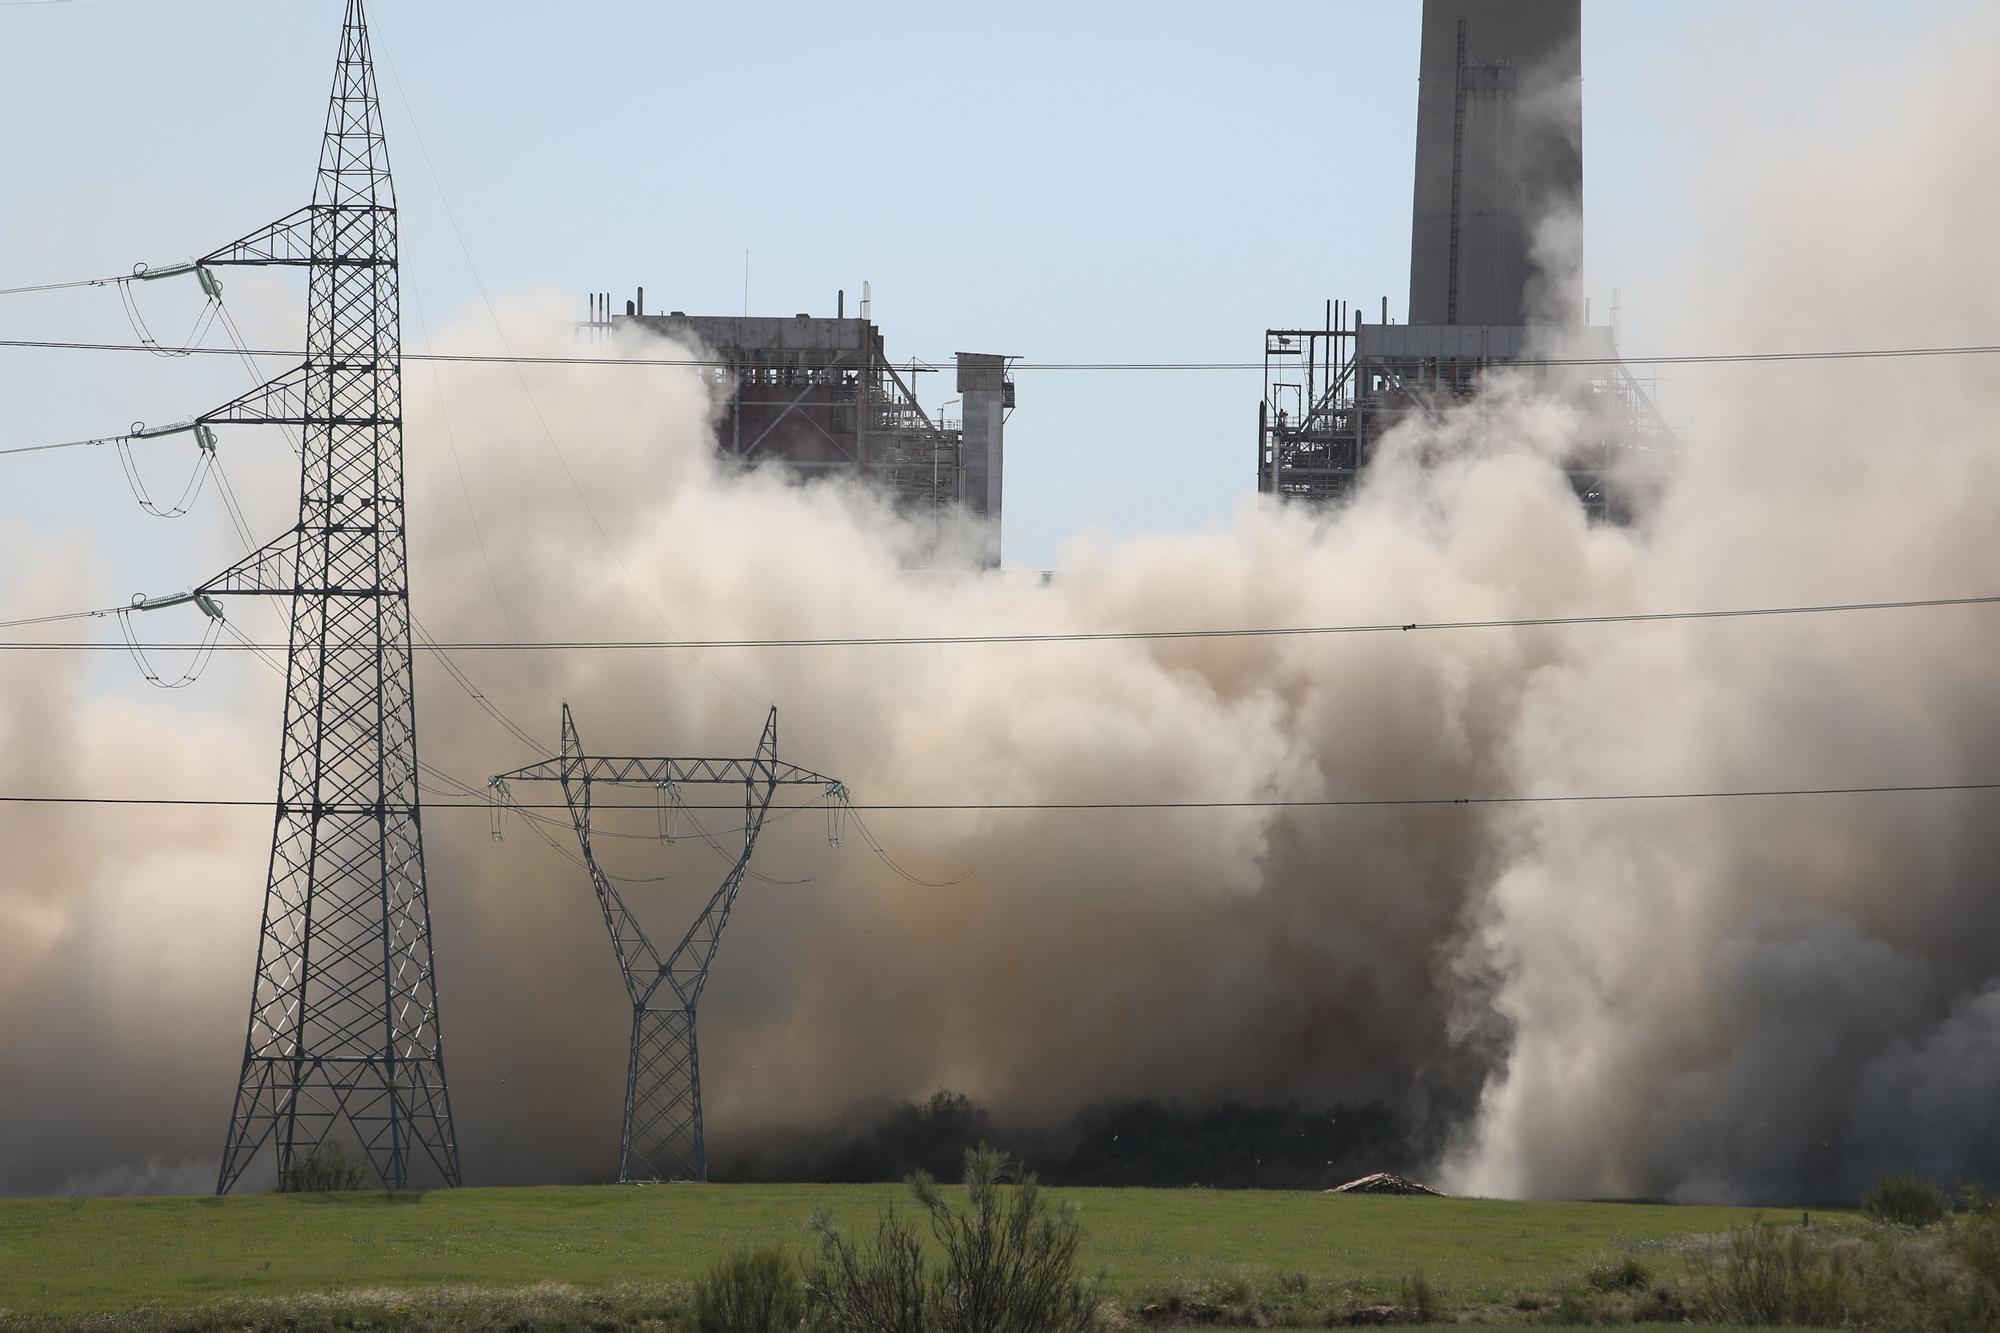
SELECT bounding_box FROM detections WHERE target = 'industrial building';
[1257,0,1669,518]
[589,289,1012,567]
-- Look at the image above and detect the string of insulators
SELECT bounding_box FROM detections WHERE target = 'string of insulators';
[487,777,511,842]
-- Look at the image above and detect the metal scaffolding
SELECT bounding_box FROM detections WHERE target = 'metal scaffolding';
[1256,2,1671,520]
[492,706,843,1183]
[1257,309,1674,520]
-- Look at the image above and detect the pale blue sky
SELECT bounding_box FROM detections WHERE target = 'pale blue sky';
[0,0,1977,575]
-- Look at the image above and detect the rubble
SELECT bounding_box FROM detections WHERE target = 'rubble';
[1326,1171,1449,1197]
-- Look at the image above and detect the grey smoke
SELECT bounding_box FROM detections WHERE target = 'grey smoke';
[3,14,1999,1203]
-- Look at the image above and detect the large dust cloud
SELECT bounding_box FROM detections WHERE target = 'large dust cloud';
[3,15,1998,1203]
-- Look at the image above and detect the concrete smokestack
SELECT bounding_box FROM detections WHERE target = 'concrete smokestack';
[1407,0,1582,326]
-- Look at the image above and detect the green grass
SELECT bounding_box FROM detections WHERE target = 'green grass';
[0,1184,1804,1320]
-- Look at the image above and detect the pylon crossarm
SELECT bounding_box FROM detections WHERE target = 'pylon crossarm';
[200,206,319,267]
[491,756,834,788]
[193,531,301,598]
[194,363,324,429]
[135,524,408,606]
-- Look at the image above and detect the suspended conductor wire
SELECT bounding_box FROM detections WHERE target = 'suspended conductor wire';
[15,336,2000,372]
[677,799,815,886]
[0,433,125,459]
[374,38,802,765]
[0,604,123,632]
[113,432,215,519]
[409,286,555,703]
[411,618,544,755]
[485,777,823,885]
[528,798,814,843]
[115,606,224,689]
[118,281,221,358]
[9,781,2000,811]
[0,271,123,296]
[7,592,1996,651]
[224,623,603,884]
[219,620,281,673]
[844,802,973,888]
[214,303,302,457]
[201,275,547,759]
[207,455,261,552]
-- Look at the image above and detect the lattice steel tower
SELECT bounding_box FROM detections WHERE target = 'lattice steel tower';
[492,707,842,1183]
[197,0,461,1193]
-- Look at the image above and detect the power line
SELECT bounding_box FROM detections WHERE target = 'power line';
[408,285,557,705]
[4,593,1996,650]
[0,605,123,632]
[0,433,125,458]
[369,36,778,762]
[2,781,1997,812]
[8,334,2000,371]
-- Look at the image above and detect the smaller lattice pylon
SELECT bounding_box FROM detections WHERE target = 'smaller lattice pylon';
[492,705,841,1183]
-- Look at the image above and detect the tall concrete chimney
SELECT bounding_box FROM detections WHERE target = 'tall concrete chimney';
[1407,0,1582,327]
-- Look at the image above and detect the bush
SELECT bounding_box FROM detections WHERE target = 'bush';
[1584,1253,1651,1293]
[1689,1222,1853,1326]
[1398,1268,1436,1322]
[280,1138,369,1193]
[804,1143,1100,1333]
[1951,1189,2000,1325]
[1866,1173,1953,1228]
[694,1248,805,1333]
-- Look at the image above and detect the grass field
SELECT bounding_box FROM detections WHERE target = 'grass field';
[0,1182,1817,1325]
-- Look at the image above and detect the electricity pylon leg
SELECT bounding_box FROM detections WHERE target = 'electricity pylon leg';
[626,1007,704,1183]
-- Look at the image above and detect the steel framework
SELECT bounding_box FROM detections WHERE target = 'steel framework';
[177,0,461,1193]
[1256,307,1674,520]
[492,706,840,1183]
[579,304,1015,568]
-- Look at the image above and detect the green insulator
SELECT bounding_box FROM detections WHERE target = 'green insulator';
[132,262,196,282]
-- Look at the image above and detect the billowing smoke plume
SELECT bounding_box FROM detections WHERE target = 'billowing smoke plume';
[3,16,1998,1203]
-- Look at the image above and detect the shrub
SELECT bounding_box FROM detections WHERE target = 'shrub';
[1952,1189,2000,1324]
[1689,1222,1853,1326]
[1398,1268,1436,1322]
[1865,1173,1952,1228]
[1584,1253,1651,1292]
[694,1248,805,1333]
[280,1138,369,1193]
[804,1143,1100,1333]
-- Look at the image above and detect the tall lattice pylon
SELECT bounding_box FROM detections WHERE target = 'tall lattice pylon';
[492,707,843,1182]
[194,0,460,1194]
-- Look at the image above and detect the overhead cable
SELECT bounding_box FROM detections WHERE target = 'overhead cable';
[3,592,1995,651]
[9,335,2000,371]
[3,781,1997,812]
